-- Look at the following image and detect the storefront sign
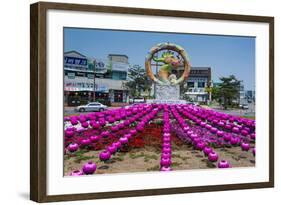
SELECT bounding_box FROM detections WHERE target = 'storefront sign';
[64,81,108,92]
[96,85,108,92]
[64,56,87,66]
[95,59,107,69]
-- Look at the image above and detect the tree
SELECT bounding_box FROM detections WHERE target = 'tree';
[123,65,152,98]
[213,75,241,110]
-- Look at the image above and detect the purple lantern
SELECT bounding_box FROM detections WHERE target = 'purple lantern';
[218,160,230,168]
[90,135,100,143]
[69,170,83,176]
[160,157,171,167]
[80,138,91,147]
[250,133,256,140]
[101,131,110,138]
[230,137,239,145]
[232,127,240,133]
[160,166,172,171]
[252,147,256,156]
[241,129,249,136]
[65,130,74,138]
[67,143,79,152]
[82,161,97,174]
[241,142,250,151]
[99,151,111,161]
[119,137,129,145]
[208,151,219,162]
[107,145,117,154]
[81,122,89,128]
[203,146,213,156]
[196,141,206,151]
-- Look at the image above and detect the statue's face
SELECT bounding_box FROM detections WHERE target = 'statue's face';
[164,56,180,67]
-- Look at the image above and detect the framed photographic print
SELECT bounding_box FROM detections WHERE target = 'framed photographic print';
[30,1,274,202]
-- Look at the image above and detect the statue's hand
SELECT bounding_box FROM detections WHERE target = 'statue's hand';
[170,79,177,85]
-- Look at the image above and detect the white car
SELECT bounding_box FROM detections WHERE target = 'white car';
[239,104,249,109]
[75,102,107,112]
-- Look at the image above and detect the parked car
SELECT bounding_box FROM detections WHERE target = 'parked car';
[75,102,107,112]
[239,104,249,109]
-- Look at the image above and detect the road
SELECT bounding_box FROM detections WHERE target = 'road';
[64,103,255,118]
[207,102,255,117]
[64,106,121,116]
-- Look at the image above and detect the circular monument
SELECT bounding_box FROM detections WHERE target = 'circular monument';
[145,42,191,86]
[145,43,191,103]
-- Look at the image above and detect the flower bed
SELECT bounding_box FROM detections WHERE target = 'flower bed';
[64,103,255,176]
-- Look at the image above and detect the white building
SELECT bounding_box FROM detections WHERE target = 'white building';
[184,67,211,103]
[64,51,130,106]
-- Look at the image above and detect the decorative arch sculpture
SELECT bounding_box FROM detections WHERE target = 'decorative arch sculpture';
[145,42,191,85]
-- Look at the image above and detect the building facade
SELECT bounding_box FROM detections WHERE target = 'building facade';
[183,67,211,103]
[245,90,255,103]
[64,51,129,106]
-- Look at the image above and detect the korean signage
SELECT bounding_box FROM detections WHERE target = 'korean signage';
[94,59,107,70]
[190,68,210,77]
[64,56,87,67]
[64,81,108,92]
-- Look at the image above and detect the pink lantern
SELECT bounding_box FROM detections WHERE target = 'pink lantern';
[82,161,97,174]
[203,146,213,156]
[218,160,230,168]
[208,151,219,162]
[107,145,117,154]
[232,127,240,133]
[69,170,83,176]
[80,138,91,147]
[119,137,129,145]
[67,143,79,152]
[130,129,137,136]
[241,129,249,136]
[160,157,171,167]
[241,142,250,151]
[99,151,111,161]
[65,130,74,138]
[160,166,172,171]
[90,135,100,143]
[252,147,256,156]
[81,122,89,128]
[101,131,110,138]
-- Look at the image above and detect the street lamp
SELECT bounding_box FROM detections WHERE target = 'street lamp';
[93,60,96,102]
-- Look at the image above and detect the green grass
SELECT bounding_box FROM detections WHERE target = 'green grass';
[74,155,96,163]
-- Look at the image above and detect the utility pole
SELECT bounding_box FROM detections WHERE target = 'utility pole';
[93,60,96,102]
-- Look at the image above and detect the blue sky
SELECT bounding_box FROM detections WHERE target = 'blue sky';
[64,28,255,90]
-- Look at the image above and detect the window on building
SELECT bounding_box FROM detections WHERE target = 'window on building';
[187,82,195,88]
[198,82,205,88]
[66,72,75,79]
[76,72,86,77]
[87,74,94,79]
[112,71,127,80]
